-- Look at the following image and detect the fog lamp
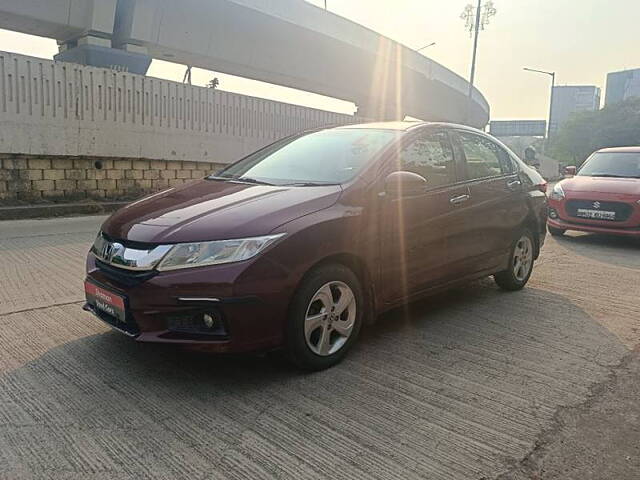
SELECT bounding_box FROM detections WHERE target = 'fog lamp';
[201,311,226,335]
[167,309,227,336]
[203,313,216,329]
[549,208,559,219]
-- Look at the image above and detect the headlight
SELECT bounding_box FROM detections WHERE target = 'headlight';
[549,183,565,201]
[156,234,285,271]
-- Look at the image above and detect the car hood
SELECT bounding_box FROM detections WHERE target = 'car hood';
[102,179,342,244]
[561,176,640,196]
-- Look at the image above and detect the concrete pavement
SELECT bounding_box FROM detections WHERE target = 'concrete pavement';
[0,216,639,479]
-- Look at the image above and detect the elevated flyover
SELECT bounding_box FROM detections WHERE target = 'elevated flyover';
[0,0,489,127]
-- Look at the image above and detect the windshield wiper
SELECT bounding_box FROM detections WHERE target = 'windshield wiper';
[206,175,275,185]
[233,177,275,185]
[284,182,338,187]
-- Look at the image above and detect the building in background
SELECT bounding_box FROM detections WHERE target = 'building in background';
[489,120,547,138]
[550,85,601,135]
[605,68,640,105]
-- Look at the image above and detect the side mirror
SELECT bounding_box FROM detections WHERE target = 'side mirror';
[564,166,577,177]
[384,171,427,197]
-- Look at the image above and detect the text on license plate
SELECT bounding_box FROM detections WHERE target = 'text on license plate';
[576,209,616,220]
[84,281,126,322]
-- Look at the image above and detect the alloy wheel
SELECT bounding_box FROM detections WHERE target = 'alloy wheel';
[304,281,356,356]
[513,235,534,282]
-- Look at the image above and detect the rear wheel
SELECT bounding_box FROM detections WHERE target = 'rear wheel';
[285,264,363,371]
[547,225,565,237]
[494,230,535,291]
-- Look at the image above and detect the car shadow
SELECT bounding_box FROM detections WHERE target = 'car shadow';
[552,231,640,269]
[0,279,630,479]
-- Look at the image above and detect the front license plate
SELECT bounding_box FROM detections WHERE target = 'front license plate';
[84,281,127,323]
[576,209,616,221]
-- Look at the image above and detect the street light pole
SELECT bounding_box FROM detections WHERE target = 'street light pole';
[549,72,556,140]
[468,0,482,99]
[524,67,556,140]
[461,1,496,122]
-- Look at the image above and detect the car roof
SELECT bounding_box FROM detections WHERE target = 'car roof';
[335,121,484,133]
[596,146,640,153]
[336,121,424,131]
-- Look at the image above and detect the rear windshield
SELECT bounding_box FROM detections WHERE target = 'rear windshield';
[578,152,640,178]
[213,129,399,185]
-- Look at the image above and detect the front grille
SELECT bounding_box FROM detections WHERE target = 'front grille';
[92,232,170,276]
[95,259,158,287]
[565,200,633,222]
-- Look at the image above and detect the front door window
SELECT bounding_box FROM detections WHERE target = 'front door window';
[457,131,514,180]
[397,131,456,188]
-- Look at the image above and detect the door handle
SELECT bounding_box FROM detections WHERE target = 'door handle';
[507,179,522,190]
[450,194,470,205]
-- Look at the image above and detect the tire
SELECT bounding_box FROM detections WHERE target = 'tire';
[547,225,565,237]
[494,229,536,291]
[285,264,364,371]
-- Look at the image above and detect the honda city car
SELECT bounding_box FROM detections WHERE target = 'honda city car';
[84,122,548,370]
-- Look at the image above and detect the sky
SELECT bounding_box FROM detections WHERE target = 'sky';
[0,0,638,120]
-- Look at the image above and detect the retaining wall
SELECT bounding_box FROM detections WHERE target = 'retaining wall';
[0,154,224,203]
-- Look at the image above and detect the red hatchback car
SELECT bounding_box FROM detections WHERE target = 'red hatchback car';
[548,147,640,238]
[84,122,548,370]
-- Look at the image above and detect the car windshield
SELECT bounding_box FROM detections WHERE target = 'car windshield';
[578,152,640,178]
[212,129,399,185]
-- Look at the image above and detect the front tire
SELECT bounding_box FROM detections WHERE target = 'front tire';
[494,230,535,291]
[285,264,363,371]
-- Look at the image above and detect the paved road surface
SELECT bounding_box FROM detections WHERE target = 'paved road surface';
[0,216,639,479]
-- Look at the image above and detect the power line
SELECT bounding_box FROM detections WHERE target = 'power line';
[417,42,436,52]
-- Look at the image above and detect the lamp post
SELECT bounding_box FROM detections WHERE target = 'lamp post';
[461,1,497,122]
[523,67,556,140]
[416,42,436,52]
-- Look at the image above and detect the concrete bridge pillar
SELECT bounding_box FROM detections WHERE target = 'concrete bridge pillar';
[53,0,152,74]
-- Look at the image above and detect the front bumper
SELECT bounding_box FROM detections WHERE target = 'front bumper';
[547,217,640,237]
[548,193,640,238]
[83,253,293,353]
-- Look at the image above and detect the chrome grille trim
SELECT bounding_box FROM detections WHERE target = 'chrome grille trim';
[91,233,172,271]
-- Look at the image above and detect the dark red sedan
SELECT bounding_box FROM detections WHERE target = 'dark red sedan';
[548,147,640,238]
[84,122,548,370]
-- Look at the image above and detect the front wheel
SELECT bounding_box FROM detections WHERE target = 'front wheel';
[285,264,364,371]
[494,230,536,291]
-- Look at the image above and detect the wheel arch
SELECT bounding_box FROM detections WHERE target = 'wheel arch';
[523,213,542,259]
[298,252,377,325]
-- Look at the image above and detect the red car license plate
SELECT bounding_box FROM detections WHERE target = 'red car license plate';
[84,281,127,323]
[576,208,616,221]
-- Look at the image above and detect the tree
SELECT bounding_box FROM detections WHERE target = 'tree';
[550,97,640,166]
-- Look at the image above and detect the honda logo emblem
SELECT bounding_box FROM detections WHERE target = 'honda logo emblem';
[101,242,113,259]
[101,241,124,261]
